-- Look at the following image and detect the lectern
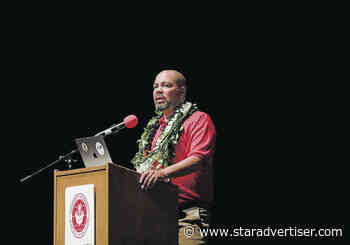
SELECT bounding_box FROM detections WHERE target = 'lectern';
[54,163,178,244]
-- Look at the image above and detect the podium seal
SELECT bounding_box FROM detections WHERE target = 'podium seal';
[69,193,90,238]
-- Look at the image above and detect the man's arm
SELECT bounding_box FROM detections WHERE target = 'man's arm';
[139,156,202,190]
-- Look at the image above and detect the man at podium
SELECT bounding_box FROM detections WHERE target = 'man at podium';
[132,69,216,244]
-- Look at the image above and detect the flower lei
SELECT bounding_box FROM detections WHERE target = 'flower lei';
[131,102,198,173]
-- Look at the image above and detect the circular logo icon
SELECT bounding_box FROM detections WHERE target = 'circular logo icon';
[95,142,104,155]
[69,193,90,239]
[81,143,88,152]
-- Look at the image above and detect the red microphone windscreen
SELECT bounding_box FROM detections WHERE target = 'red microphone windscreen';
[124,115,138,128]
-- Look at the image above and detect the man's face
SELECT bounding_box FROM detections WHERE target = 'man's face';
[153,71,184,113]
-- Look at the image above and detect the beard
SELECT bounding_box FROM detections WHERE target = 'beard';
[155,100,170,112]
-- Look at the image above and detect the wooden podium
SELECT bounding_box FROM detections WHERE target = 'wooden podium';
[54,163,178,244]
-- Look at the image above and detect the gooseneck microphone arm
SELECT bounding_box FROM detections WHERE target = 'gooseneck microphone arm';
[94,122,125,137]
[95,114,138,137]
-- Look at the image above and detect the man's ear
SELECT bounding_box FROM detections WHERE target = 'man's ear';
[178,86,186,100]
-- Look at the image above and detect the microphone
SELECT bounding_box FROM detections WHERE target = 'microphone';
[95,115,138,137]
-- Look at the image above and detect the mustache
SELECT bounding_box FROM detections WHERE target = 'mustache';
[154,96,167,100]
[154,97,169,103]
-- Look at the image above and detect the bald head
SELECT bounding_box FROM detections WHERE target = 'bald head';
[155,70,187,89]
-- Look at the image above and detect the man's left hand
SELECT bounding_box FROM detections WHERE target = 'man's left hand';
[139,169,167,190]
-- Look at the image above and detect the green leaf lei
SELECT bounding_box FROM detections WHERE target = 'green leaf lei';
[131,102,198,173]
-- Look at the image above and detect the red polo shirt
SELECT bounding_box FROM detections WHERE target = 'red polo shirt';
[151,111,216,206]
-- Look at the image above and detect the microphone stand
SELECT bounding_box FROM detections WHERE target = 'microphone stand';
[20,124,124,183]
[20,149,78,183]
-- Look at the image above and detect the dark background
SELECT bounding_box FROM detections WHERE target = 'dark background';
[15,21,345,243]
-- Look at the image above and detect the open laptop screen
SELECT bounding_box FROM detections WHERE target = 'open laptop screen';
[75,135,113,168]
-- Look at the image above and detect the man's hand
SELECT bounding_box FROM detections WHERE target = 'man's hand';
[139,169,167,190]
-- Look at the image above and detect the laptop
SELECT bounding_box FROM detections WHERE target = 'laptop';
[75,135,113,168]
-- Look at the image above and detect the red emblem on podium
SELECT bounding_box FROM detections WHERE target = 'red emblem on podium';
[69,193,90,238]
